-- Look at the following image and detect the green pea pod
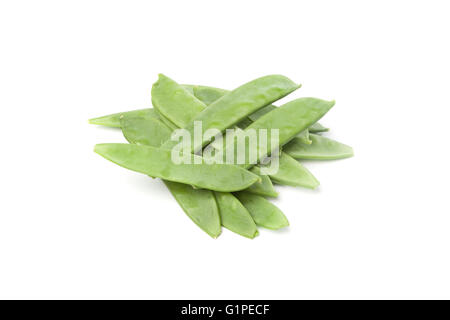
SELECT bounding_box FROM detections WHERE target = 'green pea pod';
[254,153,319,189]
[94,143,259,192]
[153,76,279,198]
[214,192,259,239]
[121,116,172,147]
[152,74,207,128]
[120,117,221,238]
[161,74,300,153]
[185,84,318,189]
[226,98,335,169]
[246,167,279,197]
[185,84,327,134]
[308,122,329,133]
[234,192,289,230]
[89,108,157,128]
[163,181,221,238]
[284,134,354,160]
[154,109,179,130]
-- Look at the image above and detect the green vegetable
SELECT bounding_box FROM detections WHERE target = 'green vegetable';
[234,192,289,230]
[308,122,329,133]
[161,75,300,153]
[254,153,319,189]
[214,192,259,239]
[121,116,172,147]
[94,143,259,192]
[89,108,157,128]
[223,97,334,169]
[164,181,221,238]
[284,134,354,160]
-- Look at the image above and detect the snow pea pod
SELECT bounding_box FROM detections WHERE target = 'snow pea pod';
[94,143,259,192]
[164,181,221,238]
[154,76,278,198]
[308,122,329,133]
[284,133,354,160]
[186,84,326,136]
[152,74,207,128]
[227,98,335,169]
[120,117,221,238]
[185,84,318,189]
[254,153,319,189]
[121,116,172,147]
[234,192,289,230]
[246,167,278,197]
[214,192,259,239]
[162,75,300,153]
[89,108,157,128]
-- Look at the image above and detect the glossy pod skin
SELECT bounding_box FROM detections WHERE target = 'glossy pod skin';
[94,143,259,192]
[161,74,301,153]
[120,117,221,238]
[89,108,157,128]
[164,181,221,238]
[284,133,354,160]
[234,192,289,230]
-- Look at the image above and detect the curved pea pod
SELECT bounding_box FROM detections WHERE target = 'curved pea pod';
[214,192,258,239]
[246,167,278,197]
[309,122,329,133]
[89,108,157,128]
[254,152,319,189]
[234,192,289,230]
[186,84,329,134]
[164,181,221,238]
[163,75,300,153]
[225,98,335,169]
[284,133,354,160]
[120,117,172,147]
[154,109,179,130]
[152,74,207,128]
[94,143,260,192]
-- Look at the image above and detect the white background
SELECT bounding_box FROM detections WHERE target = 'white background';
[1,0,449,299]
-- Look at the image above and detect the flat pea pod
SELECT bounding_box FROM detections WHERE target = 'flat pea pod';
[153,76,279,198]
[154,109,179,130]
[89,108,157,128]
[214,192,259,239]
[184,84,318,190]
[246,167,278,197]
[152,74,207,128]
[94,143,259,192]
[185,84,327,135]
[254,153,319,189]
[120,116,172,147]
[234,192,289,230]
[226,98,335,169]
[308,122,329,133]
[284,133,354,160]
[164,181,221,238]
[162,75,301,153]
[120,117,221,238]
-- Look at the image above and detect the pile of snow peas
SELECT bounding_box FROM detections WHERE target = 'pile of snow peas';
[90,74,353,239]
